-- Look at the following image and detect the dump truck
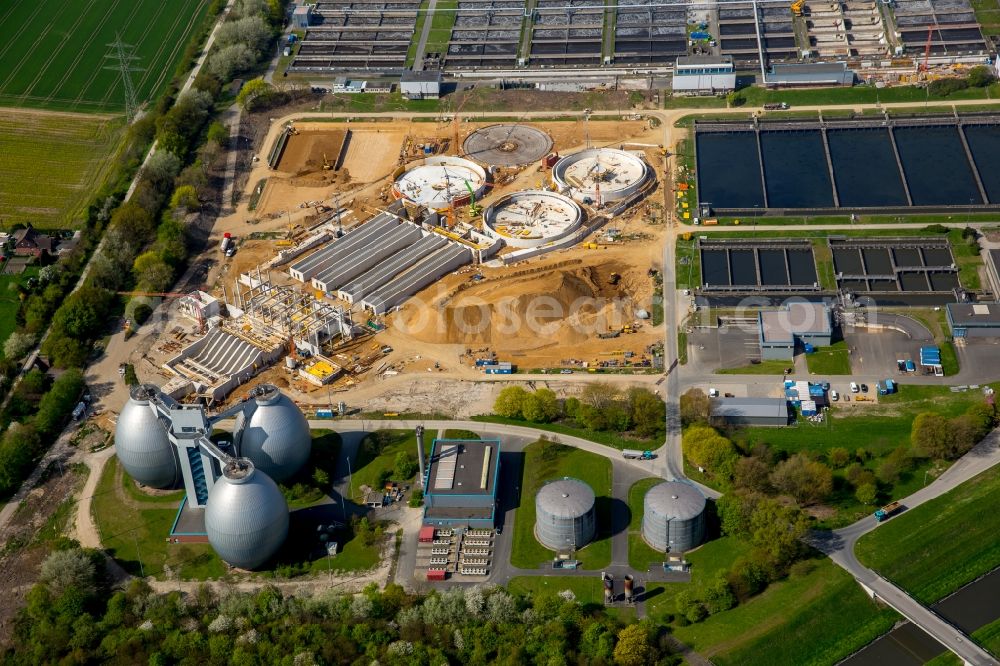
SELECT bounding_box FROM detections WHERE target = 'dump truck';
[874,501,902,522]
[623,449,654,460]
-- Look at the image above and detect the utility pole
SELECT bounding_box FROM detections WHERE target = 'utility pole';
[104,34,143,122]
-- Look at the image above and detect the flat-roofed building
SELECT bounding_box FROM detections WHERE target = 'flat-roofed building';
[672,56,737,95]
[759,301,833,360]
[711,397,790,427]
[947,302,1000,338]
[423,438,501,529]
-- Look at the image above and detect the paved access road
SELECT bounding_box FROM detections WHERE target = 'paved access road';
[812,430,1000,666]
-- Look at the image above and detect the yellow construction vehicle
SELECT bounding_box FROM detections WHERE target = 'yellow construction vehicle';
[791,0,805,15]
[322,153,333,170]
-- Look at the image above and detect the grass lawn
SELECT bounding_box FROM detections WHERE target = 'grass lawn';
[279,430,342,509]
[672,558,899,666]
[716,360,789,375]
[352,430,419,500]
[812,238,837,290]
[507,575,607,605]
[405,0,430,66]
[678,328,688,365]
[0,266,39,355]
[948,228,984,291]
[675,235,701,290]
[643,536,750,620]
[627,477,665,570]
[0,0,214,112]
[471,414,662,450]
[805,340,852,375]
[0,110,125,229]
[423,0,458,55]
[93,458,226,581]
[443,429,481,439]
[855,463,1000,604]
[510,440,613,569]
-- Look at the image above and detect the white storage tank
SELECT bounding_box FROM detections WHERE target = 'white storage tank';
[535,477,596,551]
[234,384,311,483]
[204,459,289,569]
[642,481,706,553]
[115,384,180,489]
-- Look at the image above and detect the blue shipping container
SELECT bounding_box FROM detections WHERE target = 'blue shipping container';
[690,31,711,39]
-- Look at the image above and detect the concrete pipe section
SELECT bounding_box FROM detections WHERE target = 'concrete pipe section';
[551,148,651,205]
[482,190,584,248]
[462,124,554,167]
[392,156,487,212]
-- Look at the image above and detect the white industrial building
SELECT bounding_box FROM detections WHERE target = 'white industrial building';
[400,71,443,99]
[672,56,737,94]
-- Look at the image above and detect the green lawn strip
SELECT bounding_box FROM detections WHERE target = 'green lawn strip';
[675,235,701,290]
[673,559,899,666]
[443,429,481,439]
[510,440,613,569]
[507,575,606,605]
[120,468,185,504]
[280,430,342,510]
[626,477,665,570]
[716,360,789,375]
[406,0,431,65]
[812,238,837,290]
[678,328,688,365]
[423,0,458,54]
[926,617,1000,666]
[948,228,983,291]
[643,537,749,619]
[804,340,852,375]
[855,463,1000,604]
[470,414,661,450]
[352,430,419,500]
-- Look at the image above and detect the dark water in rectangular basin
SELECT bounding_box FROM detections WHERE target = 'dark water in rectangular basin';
[929,272,959,291]
[787,249,818,285]
[759,130,835,208]
[963,124,1000,203]
[759,249,789,285]
[842,279,869,292]
[828,128,909,207]
[894,126,982,206]
[730,250,757,285]
[862,248,892,274]
[696,132,765,209]
[893,248,921,267]
[868,279,899,291]
[834,248,864,274]
[899,272,930,291]
[701,250,730,286]
[922,247,953,266]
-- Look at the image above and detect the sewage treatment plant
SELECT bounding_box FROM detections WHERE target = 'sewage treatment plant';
[695,115,1000,214]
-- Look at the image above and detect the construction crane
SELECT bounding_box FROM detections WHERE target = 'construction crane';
[464,179,481,216]
[452,93,471,156]
[921,25,933,72]
[117,291,205,334]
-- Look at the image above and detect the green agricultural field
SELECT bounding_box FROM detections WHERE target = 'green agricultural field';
[856,463,1000,604]
[510,439,613,569]
[0,0,214,113]
[0,109,125,229]
[672,559,899,666]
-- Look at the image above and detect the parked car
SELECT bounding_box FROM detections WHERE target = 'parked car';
[831,390,839,401]
[850,382,859,393]
[709,388,719,397]
[861,383,869,393]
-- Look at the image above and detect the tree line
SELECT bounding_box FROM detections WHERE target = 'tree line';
[4,545,681,666]
[492,382,667,441]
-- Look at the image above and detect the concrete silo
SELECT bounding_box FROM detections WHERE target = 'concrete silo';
[234,384,311,483]
[642,481,706,553]
[535,477,596,551]
[204,459,289,569]
[115,384,181,489]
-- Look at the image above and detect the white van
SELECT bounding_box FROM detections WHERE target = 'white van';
[850,382,859,393]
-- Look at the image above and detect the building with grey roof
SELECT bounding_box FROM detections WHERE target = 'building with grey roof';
[759,301,832,360]
[423,438,501,529]
[947,302,1000,338]
[672,56,737,94]
[711,397,790,427]
[766,62,854,87]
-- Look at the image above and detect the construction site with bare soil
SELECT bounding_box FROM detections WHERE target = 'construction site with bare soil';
[137,112,670,411]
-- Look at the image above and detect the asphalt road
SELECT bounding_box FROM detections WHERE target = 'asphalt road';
[811,429,1000,666]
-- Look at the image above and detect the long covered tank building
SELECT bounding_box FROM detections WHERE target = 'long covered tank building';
[115,383,311,569]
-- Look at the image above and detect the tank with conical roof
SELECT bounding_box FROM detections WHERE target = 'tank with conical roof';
[234,384,311,483]
[642,481,706,553]
[115,384,180,489]
[205,458,289,569]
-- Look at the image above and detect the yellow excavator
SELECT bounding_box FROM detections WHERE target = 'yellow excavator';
[791,0,805,15]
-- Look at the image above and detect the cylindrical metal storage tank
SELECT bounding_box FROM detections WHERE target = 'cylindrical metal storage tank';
[115,384,180,489]
[235,384,311,483]
[642,481,706,553]
[535,477,596,550]
[205,459,289,570]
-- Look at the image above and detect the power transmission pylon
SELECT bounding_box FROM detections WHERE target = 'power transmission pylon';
[104,34,143,122]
